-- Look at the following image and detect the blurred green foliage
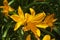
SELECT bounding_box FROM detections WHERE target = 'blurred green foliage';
[0,0,60,40]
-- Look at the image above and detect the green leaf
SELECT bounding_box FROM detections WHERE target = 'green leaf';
[53,27,60,36]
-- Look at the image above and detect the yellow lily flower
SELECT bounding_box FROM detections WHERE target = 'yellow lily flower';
[36,13,57,31]
[0,0,14,16]
[23,8,46,40]
[42,35,55,40]
[10,6,25,31]
[10,7,46,40]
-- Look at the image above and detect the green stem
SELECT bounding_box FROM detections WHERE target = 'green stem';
[40,29,55,37]
[2,37,5,40]
[2,21,13,40]
[24,2,49,8]
[8,0,14,5]
[23,2,54,13]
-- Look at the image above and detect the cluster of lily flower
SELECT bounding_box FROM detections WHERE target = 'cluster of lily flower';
[0,0,57,40]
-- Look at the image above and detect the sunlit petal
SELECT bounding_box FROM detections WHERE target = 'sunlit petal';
[34,12,46,22]
[25,13,33,22]
[18,6,24,19]
[36,23,48,29]
[10,15,21,22]
[36,29,41,37]
[9,6,14,11]
[42,35,51,40]
[30,8,35,16]
[14,22,23,31]
[25,13,31,21]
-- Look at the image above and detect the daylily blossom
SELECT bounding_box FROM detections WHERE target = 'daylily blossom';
[10,6,57,40]
[22,8,46,40]
[10,6,46,40]
[36,13,57,31]
[10,6,25,31]
[42,35,55,40]
[0,0,14,16]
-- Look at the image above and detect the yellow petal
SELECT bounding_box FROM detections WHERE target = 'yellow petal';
[26,34,31,40]
[36,29,41,37]
[43,14,54,23]
[34,12,46,22]
[36,23,48,29]
[18,6,24,19]
[10,15,21,22]
[52,19,57,22]
[25,13,33,22]
[14,22,23,31]
[9,6,14,11]
[42,35,51,40]
[25,13,30,21]
[3,0,8,6]
[30,8,35,16]
[0,6,4,8]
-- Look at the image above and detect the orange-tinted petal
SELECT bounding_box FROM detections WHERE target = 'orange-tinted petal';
[26,34,31,40]
[43,14,54,23]
[22,26,30,31]
[3,0,8,6]
[10,15,21,22]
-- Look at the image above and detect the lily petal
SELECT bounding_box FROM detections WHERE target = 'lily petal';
[9,6,14,11]
[10,15,21,22]
[14,22,23,31]
[30,8,35,16]
[43,14,54,23]
[18,6,24,19]
[36,29,41,37]
[42,35,51,40]
[22,26,30,31]
[26,34,31,40]
[3,0,8,6]
[34,12,46,22]
[25,13,31,21]
[36,23,48,29]
[25,13,34,22]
